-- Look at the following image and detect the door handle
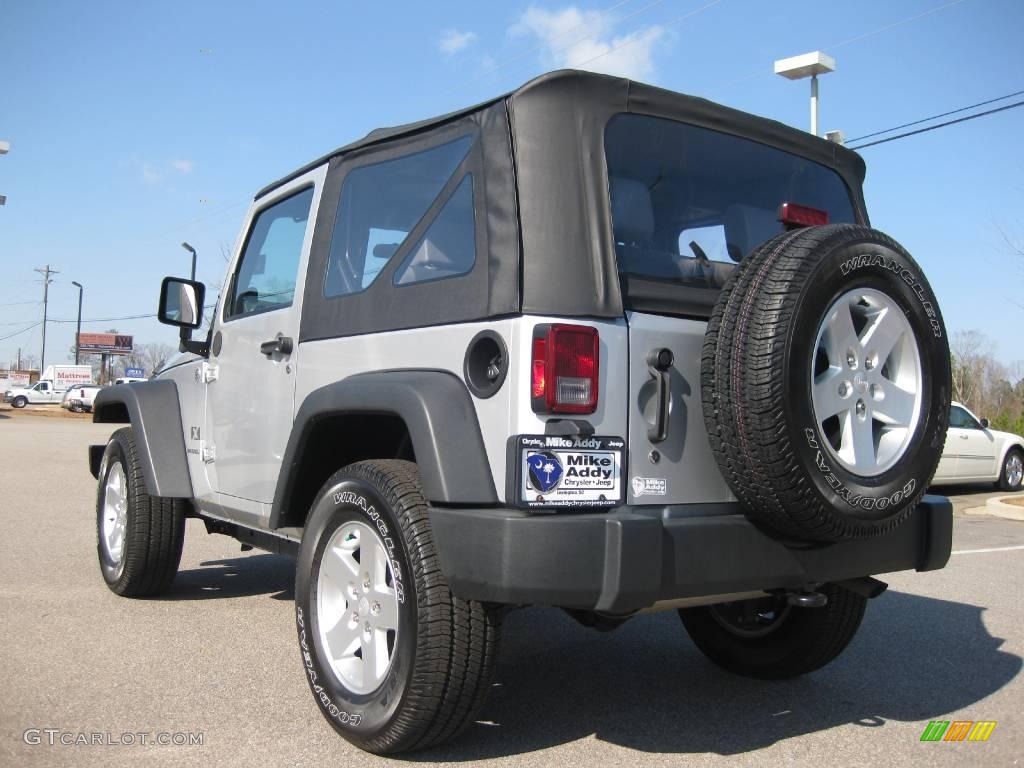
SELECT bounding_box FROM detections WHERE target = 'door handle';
[260,334,293,357]
[646,348,674,443]
[959,434,969,439]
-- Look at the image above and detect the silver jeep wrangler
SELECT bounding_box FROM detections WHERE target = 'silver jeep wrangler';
[88,70,953,755]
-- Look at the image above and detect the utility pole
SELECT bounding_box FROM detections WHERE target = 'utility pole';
[33,265,58,372]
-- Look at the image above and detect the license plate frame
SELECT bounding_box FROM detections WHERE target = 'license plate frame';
[511,434,625,509]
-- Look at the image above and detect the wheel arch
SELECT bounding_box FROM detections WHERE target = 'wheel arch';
[90,380,194,498]
[998,438,1024,469]
[269,370,498,530]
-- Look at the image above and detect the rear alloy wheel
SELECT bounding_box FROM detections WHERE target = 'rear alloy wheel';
[316,519,401,695]
[999,448,1024,492]
[680,583,867,679]
[295,460,501,754]
[702,224,951,541]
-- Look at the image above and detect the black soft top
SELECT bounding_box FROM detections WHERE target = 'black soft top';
[256,69,866,203]
[277,70,870,327]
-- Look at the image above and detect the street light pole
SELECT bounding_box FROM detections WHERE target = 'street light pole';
[774,51,836,137]
[810,74,819,137]
[0,140,8,207]
[181,242,197,281]
[71,281,83,364]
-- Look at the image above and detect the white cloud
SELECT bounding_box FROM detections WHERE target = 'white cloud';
[512,6,664,81]
[439,29,477,55]
[139,158,195,183]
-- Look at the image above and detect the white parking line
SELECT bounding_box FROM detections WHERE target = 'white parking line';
[951,545,1024,556]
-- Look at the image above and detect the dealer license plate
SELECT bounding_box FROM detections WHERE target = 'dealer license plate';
[514,435,625,509]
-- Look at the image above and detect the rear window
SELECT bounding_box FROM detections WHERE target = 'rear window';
[605,114,856,291]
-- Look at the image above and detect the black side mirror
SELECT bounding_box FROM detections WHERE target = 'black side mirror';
[980,418,990,429]
[158,277,206,329]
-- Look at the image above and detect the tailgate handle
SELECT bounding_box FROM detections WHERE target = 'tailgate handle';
[646,348,674,443]
[260,334,293,357]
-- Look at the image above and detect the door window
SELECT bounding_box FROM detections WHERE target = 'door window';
[949,405,982,430]
[226,187,315,319]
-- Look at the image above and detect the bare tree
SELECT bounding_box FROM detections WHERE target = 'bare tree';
[950,330,991,409]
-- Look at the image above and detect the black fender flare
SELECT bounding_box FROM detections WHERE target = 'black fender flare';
[90,380,194,499]
[269,370,498,529]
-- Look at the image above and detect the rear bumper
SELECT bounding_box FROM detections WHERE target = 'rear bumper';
[429,496,953,613]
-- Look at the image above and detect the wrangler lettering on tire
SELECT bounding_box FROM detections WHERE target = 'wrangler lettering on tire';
[702,224,951,541]
[294,460,500,754]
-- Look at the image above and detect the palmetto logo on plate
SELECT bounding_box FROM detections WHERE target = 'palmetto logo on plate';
[527,451,563,493]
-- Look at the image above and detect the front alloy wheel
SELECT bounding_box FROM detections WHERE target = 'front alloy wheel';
[680,583,867,679]
[100,461,129,577]
[96,427,185,596]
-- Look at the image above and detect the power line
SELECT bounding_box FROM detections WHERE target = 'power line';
[48,313,158,324]
[0,321,40,342]
[827,0,967,52]
[0,299,40,308]
[848,100,1024,150]
[846,88,1024,143]
[47,303,219,324]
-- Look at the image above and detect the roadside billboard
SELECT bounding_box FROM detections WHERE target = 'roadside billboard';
[0,371,31,390]
[77,332,134,355]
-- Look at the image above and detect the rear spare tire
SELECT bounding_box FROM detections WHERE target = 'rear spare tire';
[702,224,950,541]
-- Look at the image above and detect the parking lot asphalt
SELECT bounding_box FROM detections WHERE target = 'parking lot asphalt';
[1,413,1022,767]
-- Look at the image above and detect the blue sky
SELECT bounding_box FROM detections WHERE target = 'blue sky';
[1,0,1021,373]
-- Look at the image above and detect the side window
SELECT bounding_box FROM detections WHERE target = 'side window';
[324,135,473,298]
[226,187,314,319]
[393,175,476,286]
[949,406,981,430]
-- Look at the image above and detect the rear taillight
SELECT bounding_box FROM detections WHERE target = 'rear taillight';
[779,202,829,228]
[531,324,599,414]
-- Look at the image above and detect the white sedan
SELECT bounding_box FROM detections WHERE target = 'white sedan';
[931,402,1024,491]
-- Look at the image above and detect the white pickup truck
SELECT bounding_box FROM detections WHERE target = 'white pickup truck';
[61,384,104,413]
[4,364,93,408]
